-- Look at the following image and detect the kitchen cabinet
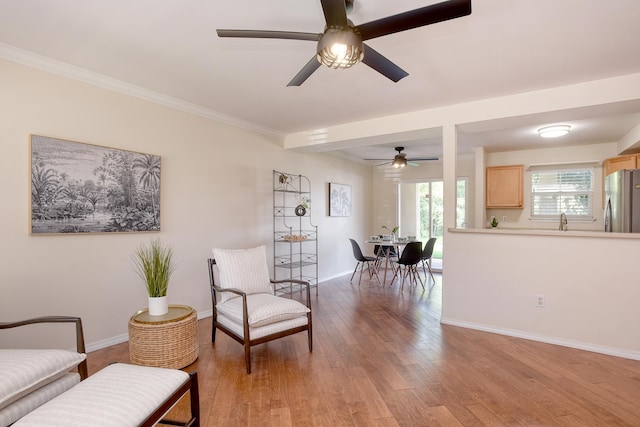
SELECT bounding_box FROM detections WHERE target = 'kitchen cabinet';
[603,155,636,177]
[486,164,523,208]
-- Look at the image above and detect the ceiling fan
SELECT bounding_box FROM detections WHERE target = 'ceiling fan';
[216,0,472,86]
[365,146,439,168]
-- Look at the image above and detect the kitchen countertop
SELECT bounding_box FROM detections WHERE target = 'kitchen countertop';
[449,227,640,239]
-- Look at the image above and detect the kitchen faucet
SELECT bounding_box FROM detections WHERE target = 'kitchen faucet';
[559,212,568,231]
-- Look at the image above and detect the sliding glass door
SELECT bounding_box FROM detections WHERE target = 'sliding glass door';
[398,179,467,270]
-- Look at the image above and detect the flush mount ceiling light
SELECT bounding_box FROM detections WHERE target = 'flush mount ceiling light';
[538,125,571,138]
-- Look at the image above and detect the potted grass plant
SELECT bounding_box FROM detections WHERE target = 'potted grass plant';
[381,225,399,241]
[132,238,175,316]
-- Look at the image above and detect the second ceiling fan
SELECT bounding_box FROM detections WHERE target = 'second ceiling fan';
[366,146,439,168]
[217,0,472,86]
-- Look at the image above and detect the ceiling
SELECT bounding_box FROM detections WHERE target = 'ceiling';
[1,0,640,162]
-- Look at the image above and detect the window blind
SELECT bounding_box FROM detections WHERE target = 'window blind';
[530,165,594,219]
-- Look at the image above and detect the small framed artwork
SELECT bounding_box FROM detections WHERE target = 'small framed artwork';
[329,182,351,217]
[30,135,161,234]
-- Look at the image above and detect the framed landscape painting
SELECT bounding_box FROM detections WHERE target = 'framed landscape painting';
[329,182,351,217]
[30,135,161,234]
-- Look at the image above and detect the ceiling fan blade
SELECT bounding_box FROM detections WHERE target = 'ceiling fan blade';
[217,29,321,42]
[287,56,322,86]
[407,161,421,167]
[407,157,439,161]
[356,0,471,41]
[361,44,408,82]
[320,0,348,27]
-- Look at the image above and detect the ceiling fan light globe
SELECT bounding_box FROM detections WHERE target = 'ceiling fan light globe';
[392,157,407,168]
[316,27,363,69]
[330,43,348,59]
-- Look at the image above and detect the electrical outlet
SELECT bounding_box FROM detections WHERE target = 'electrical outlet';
[536,294,545,308]
[502,215,507,222]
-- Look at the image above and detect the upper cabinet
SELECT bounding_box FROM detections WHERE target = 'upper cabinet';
[486,165,524,208]
[603,155,639,177]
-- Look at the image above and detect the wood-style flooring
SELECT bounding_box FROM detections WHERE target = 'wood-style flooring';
[87,270,640,426]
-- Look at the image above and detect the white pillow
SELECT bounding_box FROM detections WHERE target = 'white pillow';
[0,349,86,410]
[212,246,273,302]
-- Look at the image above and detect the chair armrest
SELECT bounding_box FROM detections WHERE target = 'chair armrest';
[0,316,88,380]
[211,285,246,297]
[269,279,312,309]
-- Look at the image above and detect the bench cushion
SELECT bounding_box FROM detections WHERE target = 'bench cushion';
[0,349,86,410]
[13,363,190,427]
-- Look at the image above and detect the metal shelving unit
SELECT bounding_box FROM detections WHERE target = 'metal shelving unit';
[273,170,318,295]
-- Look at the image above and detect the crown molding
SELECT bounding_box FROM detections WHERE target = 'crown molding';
[0,42,284,140]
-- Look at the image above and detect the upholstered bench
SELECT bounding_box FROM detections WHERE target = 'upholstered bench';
[13,363,199,427]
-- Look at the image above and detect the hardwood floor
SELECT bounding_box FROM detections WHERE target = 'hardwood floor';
[87,272,640,426]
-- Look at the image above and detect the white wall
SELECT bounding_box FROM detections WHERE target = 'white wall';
[0,59,372,350]
[444,230,640,359]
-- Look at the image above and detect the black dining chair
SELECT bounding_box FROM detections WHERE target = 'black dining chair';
[421,237,437,283]
[373,244,398,271]
[389,241,424,291]
[349,238,381,286]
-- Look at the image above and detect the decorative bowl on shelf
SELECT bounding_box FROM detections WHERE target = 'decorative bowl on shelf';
[284,234,307,242]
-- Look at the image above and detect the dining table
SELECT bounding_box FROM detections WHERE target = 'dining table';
[365,239,421,286]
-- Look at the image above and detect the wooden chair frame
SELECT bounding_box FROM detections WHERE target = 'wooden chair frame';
[139,371,199,427]
[207,258,312,374]
[0,316,88,380]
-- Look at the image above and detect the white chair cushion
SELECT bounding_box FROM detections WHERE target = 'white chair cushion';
[217,314,309,340]
[0,349,86,410]
[0,372,80,427]
[216,293,310,328]
[212,246,273,303]
[13,363,189,427]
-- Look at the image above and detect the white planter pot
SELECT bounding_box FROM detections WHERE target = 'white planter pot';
[148,296,168,316]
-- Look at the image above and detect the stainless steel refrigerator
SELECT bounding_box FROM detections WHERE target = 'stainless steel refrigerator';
[604,169,640,232]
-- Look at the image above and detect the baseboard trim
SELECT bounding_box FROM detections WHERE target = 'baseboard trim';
[441,317,640,361]
[197,309,212,319]
[319,271,353,282]
[85,333,129,353]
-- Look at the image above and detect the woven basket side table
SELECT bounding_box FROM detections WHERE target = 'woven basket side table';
[128,304,199,369]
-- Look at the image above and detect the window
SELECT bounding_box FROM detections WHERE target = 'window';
[456,178,467,228]
[530,164,594,220]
